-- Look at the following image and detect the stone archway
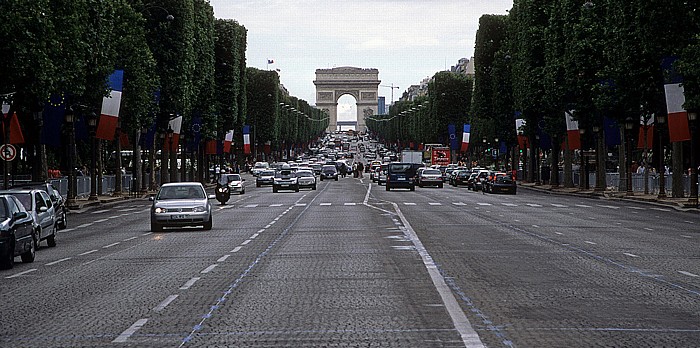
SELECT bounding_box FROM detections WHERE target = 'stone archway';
[313,67,380,132]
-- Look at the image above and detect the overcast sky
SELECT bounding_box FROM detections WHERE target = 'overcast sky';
[209,0,512,120]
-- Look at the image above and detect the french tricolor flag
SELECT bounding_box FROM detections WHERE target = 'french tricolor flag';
[167,115,183,152]
[223,129,234,153]
[515,118,529,149]
[96,70,123,140]
[243,125,251,154]
[460,124,470,152]
[637,115,654,149]
[565,111,581,150]
[663,57,691,143]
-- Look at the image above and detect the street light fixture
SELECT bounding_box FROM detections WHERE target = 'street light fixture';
[656,114,667,198]
[65,108,77,207]
[625,116,635,195]
[579,128,588,189]
[688,111,698,207]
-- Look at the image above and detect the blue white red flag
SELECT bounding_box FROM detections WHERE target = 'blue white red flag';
[96,70,124,140]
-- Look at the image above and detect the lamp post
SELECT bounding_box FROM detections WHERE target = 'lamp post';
[482,137,487,166]
[656,114,667,198]
[88,112,98,201]
[579,128,588,190]
[140,127,149,193]
[180,133,187,182]
[159,132,167,185]
[167,126,174,182]
[688,111,698,207]
[494,137,499,170]
[625,116,635,195]
[593,124,605,191]
[65,108,77,207]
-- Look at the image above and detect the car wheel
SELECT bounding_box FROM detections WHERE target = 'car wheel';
[203,216,213,230]
[21,233,36,263]
[59,211,67,229]
[47,227,56,248]
[0,239,14,269]
[151,221,163,232]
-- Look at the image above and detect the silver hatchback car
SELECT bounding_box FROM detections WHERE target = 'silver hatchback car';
[150,182,214,232]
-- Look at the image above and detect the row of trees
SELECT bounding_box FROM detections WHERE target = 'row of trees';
[0,0,325,189]
[366,71,473,148]
[470,0,699,196]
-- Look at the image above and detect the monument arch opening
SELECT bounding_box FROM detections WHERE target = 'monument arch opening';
[313,67,380,133]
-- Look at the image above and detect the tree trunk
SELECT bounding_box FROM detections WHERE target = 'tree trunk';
[596,131,606,191]
[672,141,684,198]
[114,131,122,196]
[551,136,560,188]
[97,140,103,195]
[618,129,626,192]
[527,135,536,183]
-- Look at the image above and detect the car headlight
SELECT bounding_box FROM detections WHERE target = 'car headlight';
[154,207,167,214]
[193,206,206,212]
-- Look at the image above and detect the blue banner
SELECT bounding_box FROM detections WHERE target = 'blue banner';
[604,117,621,146]
[41,94,65,148]
[448,124,458,150]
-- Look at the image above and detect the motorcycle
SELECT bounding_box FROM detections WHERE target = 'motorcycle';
[215,176,231,204]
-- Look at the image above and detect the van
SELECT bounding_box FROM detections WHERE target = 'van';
[385,162,417,191]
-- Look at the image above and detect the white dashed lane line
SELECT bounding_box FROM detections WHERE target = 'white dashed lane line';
[200,264,218,274]
[241,240,251,245]
[103,242,120,249]
[180,277,200,290]
[270,204,283,207]
[94,218,109,223]
[230,246,242,253]
[79,249,98,256]
[153,294,178,312]
[113,319,148,343]
[678,271,699,277]
[623,253,640,258]
[217,255,230,262]
[319,203,332,206]
[5,268,37,279]
[429,202,442,206]
[91,209,110,214]
[45,257,72,266]
[123,236,137,242]
[584,241,597,245]
[76,223,93,228]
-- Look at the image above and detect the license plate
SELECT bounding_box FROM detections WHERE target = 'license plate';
[171,215,188,220]
[397,177,406,181]
[281,184,289,187]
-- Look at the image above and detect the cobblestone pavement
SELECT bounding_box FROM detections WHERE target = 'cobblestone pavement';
[1,172,698,347]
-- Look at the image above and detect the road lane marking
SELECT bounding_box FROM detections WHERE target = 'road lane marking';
[295,203,307,206]
[650,207,672,212]
[644,227,654,231]
[200,264,218,274]
[230,246,242,253]
[575,204,592,208]
[502,203,517,207]
[532,225,540,228]
[477,203,492,206]
[180,277,200,290]
[623,253,639,258]
[269,204,283,207]
[597,205,620,209]
[217,255,230,262]
[250,233,259,239]
[385,201,485,347]
[526,203,542,207]
[551,204,567,208]
[118,207,137,212]
[678,271,699,277]
[555,232,564,235]
[244,204,258,208]
[585,241,597,245]
[61,228,76,232]
[91,209,109,214]
[45,257,72,266]
[103,242,120,249]
[403,202,416,206]
[681,235,693,239]
[76,223,93,228]
[5,268,37,279]
[79,249,98,256]
[320,203,332,206]
[257,229,265,233]
[429,202,442,206]
[153,294,179,312]
[684,220,695,224]
[142,232,153,236]
[629,207,646,210]
[452,202,466,206]
[241,240,251,245]
[113,318,148,343]
[123,236,137,242]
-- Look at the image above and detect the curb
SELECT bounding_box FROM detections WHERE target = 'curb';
[518,184,698,213]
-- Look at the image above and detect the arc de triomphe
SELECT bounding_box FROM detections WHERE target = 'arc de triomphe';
[313,67,380,132]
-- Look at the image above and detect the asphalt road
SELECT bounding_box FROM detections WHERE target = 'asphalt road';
[1,169,699,347]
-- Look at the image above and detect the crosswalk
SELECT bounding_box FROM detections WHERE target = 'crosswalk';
[222,202,668,211]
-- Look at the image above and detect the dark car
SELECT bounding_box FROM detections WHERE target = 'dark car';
[320,165,338,181]
[489,175,517,194]
[450,170,471,186]
[385,162,417,191]
[0,195,37,269]
[13,182,67,230]
[1,189,57,248]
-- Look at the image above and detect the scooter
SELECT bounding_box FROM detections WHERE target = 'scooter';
[215,179,231,205]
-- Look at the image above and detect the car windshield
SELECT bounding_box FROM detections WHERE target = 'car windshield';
[389,163,412,173]
[260,170,275,176]
[497,176,514,184]
[322,166,336,172]
[0,199,7,219]
[296,171,313,177]
[423,169,441,175]
[157,186,205,200]
[275,171,295,178]
[10,193,31,210]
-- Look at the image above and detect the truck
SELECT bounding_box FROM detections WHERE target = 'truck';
[430,147,451,166]
[400,150,423,164]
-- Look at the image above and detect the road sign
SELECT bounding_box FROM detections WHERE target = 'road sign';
[0,144,16,161]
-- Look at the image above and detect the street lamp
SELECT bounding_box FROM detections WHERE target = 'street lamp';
[656,114,667,198]
[592,124,605,192]
[625,116,635,195]
[65,108,77,207]
[494,137,499,170]
[167,126,174,182]
[159,131,167,185]
[579,128,588,190]
[88,112,98,201]
[688,111,698,207]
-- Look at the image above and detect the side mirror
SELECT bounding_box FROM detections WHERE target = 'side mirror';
[148,196,155,201]
[38,206,48,213]
[207,194,216,200]
[13,211,28,220]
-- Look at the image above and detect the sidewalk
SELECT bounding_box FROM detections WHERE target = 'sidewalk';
[518,182,699,213]
[66,193,150,213]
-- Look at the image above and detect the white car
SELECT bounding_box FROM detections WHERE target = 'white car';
[296,170,317,190]
[150,182,214,231]
[221,173,245,194]
[251,162,270,176]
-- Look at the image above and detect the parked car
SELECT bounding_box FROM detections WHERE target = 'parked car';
[296,170,317,190]
[220,173,245,194]
[417,168,444,188]
[377,164,388,185]
[385,162,417,191]
[0,195,37,269]
[1,189,57,248]
[273,166,299,192]
[150,182,213,231]
[320,165,339,181]
[14,182,67,230]
[256,170,276,187]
